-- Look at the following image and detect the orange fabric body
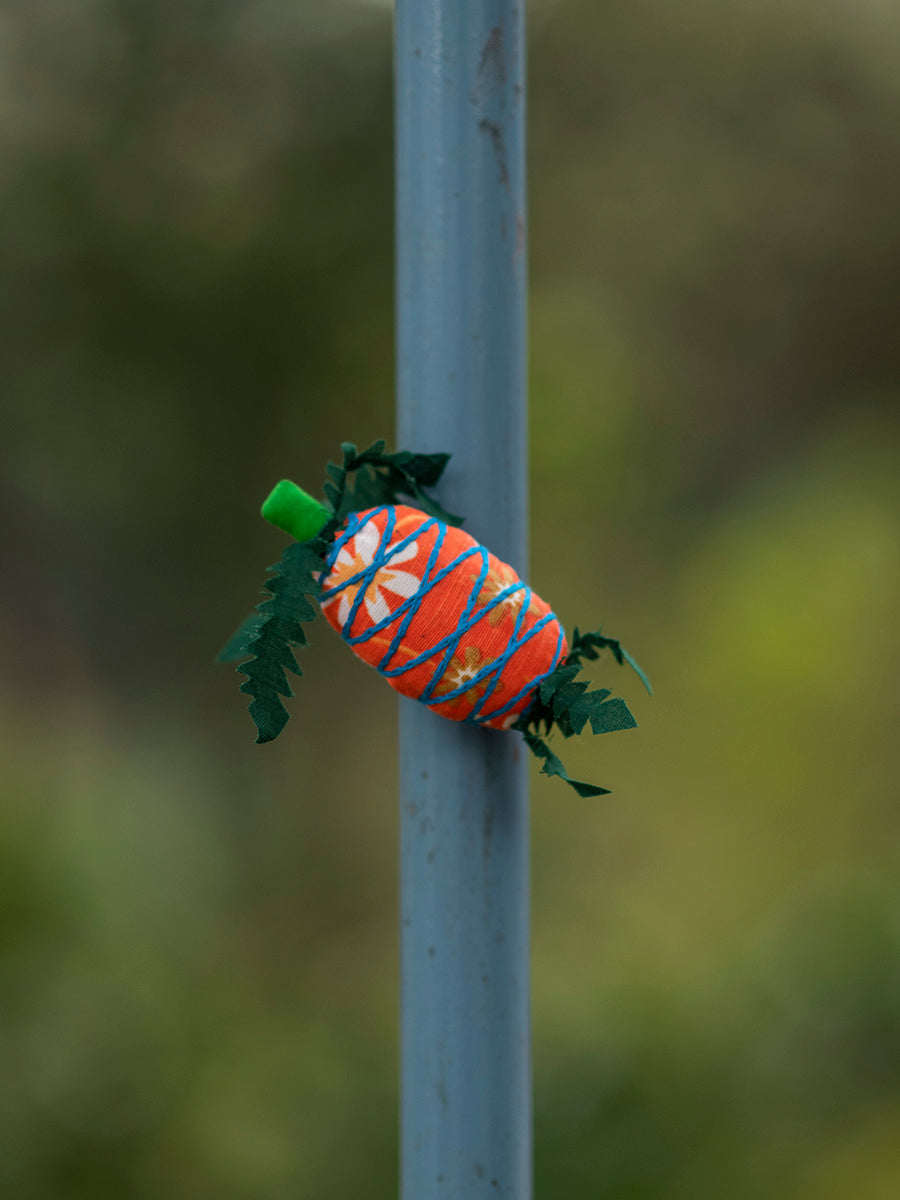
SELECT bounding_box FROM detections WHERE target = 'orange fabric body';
[319,505,567,730]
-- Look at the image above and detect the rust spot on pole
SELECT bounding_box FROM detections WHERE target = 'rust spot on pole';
[479,117,510,188]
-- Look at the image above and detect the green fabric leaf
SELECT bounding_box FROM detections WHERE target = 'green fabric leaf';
[228,538,326,743]
[323,480,342,512]
[579,694,637,735]
[379,449,452,488]
[343,438,384,461]
[550,680,590,720]
[332,440,462,525]
[539,664,581,704]
[520,733,610,798]
[569,627,653,695]
[512,621,647,794]
[215,613,267,664]
[345,464,398,512]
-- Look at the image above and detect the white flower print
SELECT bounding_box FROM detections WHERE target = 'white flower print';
[323,518,421,629]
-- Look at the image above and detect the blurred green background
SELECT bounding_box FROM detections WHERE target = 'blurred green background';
[2,1,899,1196]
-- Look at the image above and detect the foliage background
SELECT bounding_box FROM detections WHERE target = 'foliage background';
[2,1,899,1196]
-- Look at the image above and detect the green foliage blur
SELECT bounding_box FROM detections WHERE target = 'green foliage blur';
[2,1,899,1196]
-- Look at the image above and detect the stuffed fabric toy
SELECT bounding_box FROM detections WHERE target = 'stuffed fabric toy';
[219,441,650,795]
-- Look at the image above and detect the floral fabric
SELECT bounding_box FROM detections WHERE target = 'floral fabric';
[319,505,567,730]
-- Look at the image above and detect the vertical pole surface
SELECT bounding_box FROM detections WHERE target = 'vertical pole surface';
[395,2,530,1197]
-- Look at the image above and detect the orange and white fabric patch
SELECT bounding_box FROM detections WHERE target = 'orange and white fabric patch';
[319,505,567,729]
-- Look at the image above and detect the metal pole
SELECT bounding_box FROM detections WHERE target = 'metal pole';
[395,1,530,1196]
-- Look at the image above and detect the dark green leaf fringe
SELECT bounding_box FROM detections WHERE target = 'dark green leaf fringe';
[511,627,651,797]
[215,612,267,665]
[218,540,326,742]
[321,440,463,530]
[219,439,456,744]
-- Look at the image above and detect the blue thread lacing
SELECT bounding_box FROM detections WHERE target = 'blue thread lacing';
[321,506,566,725]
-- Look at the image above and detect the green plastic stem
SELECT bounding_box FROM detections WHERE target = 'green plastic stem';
[261,480,331,543]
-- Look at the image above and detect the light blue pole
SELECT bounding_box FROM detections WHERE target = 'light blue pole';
[395,2,530,1197]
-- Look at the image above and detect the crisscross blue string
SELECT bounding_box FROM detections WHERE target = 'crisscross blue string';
[321,506,565,725]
